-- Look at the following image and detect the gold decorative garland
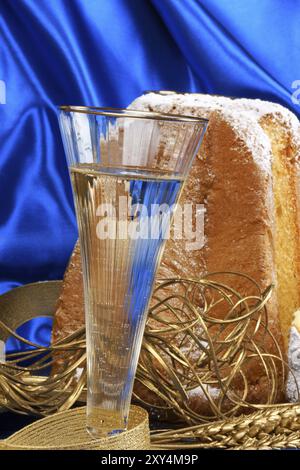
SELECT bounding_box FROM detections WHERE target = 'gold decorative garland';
[0,274,299,449]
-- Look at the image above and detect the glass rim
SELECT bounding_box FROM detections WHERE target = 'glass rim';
[58,105,209,124]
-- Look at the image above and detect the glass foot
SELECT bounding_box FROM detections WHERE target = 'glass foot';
[86,408,127,439]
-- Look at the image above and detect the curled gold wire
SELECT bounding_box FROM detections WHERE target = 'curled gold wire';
[135,272,290,424]
[0,271,295,427]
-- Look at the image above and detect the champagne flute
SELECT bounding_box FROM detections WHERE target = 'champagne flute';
[58,106,208,437]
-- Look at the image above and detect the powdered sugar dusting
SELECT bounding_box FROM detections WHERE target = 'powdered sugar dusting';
[187,384,220,400]
[224,111,272,175]
[129,92,282,175]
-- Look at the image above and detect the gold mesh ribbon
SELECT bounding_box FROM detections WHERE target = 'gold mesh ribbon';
[0,405,150,450]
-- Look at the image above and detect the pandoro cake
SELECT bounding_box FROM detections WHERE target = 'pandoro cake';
[52,93,300,414]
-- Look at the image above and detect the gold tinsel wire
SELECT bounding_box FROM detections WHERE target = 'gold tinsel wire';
[0,272,299,449]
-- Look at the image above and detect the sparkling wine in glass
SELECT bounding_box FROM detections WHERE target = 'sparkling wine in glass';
[58,106,208,437]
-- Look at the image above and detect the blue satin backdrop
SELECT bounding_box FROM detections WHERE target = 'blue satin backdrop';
[1,0,299,350]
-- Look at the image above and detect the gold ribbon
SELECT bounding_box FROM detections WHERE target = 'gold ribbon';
[0,280,61,342]
[0,405,150,450]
